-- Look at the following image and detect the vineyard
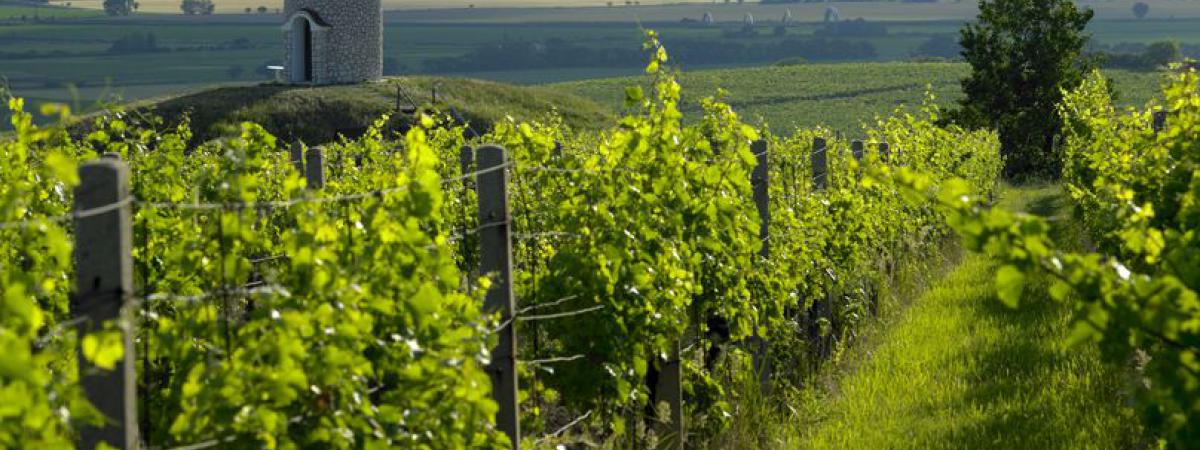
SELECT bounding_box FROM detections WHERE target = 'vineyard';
[0,35,1009,449]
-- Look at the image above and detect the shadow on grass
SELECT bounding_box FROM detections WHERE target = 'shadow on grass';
[911,186,1137,449]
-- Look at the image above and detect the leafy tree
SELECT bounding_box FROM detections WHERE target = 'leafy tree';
[103,0,133,16]
[1132,2,1150,19]
[953,0,1094,177]
[1143,40,1181,67]
[180,0,214,15]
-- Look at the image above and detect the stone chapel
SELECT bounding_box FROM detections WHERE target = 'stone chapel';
[281,0,383,85]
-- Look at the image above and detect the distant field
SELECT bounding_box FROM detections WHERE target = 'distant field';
[0,4,105,18]
[5,60,1167,139]
[39,0,1200,21]
[1,0,1188,132]
[52,0,683,14]
[549,63,1168,135]
[3,16,1191,103]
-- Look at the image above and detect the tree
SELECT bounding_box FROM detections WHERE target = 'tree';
[181,0,214,15]
[953,0,1094,177]
[1143,40,1180,67]
[103,0,133,16]
[1132,2,1150,20]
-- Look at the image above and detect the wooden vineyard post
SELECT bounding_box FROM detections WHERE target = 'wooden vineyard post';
[1153,110,1168,134]
[306,146,325,190]
[851,140,865,162]
[290,141,305,174]
[74,158,139,450]
[812,137,828,190]
[879,142,891,164]
[475,145,521,449]
[751,139,772,390]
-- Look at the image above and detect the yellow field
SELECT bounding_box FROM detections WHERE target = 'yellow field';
[49,0,1200,20]
[53,0,679,14]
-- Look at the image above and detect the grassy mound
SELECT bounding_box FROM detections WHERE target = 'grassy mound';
[133,76,615,144]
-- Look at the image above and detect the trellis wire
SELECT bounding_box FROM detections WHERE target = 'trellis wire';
[0,196,133,230]
[57,138,861,448]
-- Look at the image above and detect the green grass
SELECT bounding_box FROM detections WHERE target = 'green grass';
[720,184,1144,449]
[551,63,1167,136]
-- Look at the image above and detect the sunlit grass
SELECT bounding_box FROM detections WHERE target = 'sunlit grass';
[716,184,1145,449]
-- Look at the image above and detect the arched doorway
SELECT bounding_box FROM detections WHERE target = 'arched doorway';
[289,15,313,83]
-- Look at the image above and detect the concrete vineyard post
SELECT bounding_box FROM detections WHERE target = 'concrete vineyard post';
[290,141,305,174]
[751,139,772,389]
[459,145,474,190]
[752,139,770,258]
[1153,110,1168,134]
[74,159,139,450]
[655,342,684,449]
[306,146,325,190]
[812,137,828,190]
[809,137,832,357]
[475,145,521,449]
[851,140,865,162]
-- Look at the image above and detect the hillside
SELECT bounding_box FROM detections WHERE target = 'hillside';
[114,77,614,144]
[549,62,1167,136]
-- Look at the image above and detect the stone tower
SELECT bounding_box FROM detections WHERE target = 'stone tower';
[281,0,382,85]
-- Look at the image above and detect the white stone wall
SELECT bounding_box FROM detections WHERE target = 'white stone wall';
[282,0,382,85]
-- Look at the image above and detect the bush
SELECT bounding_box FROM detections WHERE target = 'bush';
[180,0,213,15]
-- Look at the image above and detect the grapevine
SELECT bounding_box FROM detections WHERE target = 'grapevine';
[0,35,1003,449]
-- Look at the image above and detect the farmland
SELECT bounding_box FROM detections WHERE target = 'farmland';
[3,58,1168,138]
[550,62,1166,135]
[35,0,1200,21]
[3,0,1199,122]
[2,10,1193,131]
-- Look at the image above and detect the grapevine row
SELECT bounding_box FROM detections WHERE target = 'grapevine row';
[0,36,1001,449]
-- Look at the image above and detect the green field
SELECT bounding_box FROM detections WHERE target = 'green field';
[550,63,1167,135]
[2,60,1171,138]
[1,0,1191,133]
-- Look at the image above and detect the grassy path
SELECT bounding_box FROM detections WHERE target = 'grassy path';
[789,185,1141,449]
